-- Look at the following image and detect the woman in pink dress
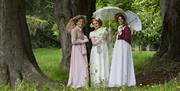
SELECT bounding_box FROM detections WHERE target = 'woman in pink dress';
[66,15,89,88]
[108,13,136,87]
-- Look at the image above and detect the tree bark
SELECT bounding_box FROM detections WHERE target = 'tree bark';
[158,0,180,61]
[54,0,95,71]
[0,0,52,86]
[138,0,180,85]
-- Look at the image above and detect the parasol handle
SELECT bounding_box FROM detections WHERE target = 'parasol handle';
[107,27,112,42]
[108,14,110,28]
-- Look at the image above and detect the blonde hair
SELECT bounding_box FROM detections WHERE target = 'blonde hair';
[65,15,87,32]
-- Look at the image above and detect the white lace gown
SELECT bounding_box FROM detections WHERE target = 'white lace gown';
[89,27,110,87]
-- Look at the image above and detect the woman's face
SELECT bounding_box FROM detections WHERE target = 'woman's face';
[92,20,100,29]
[76,19,85,28]
[118,16,125,25]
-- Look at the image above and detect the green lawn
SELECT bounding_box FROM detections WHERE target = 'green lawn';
[32,48,178,91]
[33,48,155,81]
[33,48,68,81]
[0,48,178,91]
[133,51,155,72]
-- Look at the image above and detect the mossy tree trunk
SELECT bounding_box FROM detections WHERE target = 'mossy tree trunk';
[0,0,52,86]
[138,0,180,85]
[158,0,180,61]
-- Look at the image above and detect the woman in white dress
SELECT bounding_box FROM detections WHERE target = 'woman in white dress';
[108,13,136,87]
[89,17,111,87]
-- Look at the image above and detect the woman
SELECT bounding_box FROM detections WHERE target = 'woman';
[108,13,136,87]
[89,17,110,87]
[66,15,89,88]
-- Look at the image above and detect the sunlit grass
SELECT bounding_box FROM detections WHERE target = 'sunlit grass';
[33,48,68,81]
[32,48,178,91]
[33,48,155,81]
[0,48,177,91]
[125,80,178,91]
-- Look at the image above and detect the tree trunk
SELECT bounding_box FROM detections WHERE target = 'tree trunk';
[137,0,180,85]
[144,0,180,71]
[0,0,52,86]
[54,0,95,71]
[158,0,180,61]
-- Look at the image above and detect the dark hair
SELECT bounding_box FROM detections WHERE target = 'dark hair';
[115,13,127,24]
[91,17,103,26]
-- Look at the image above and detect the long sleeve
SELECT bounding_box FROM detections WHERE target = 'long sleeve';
[71,29,81,45]
[82,35,89,43]
[71,29,89,45]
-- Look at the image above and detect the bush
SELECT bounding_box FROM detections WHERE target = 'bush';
[26,16,60,48]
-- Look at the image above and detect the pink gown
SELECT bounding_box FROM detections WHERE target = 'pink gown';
[67,26,89,88]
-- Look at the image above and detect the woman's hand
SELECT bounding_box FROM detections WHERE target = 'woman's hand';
[91,37,97,46]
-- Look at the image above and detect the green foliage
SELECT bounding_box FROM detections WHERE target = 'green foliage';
[26,16,60,48]
[26,0,55,24]
[131,0,162,49]
[96,0,162,50]
[51,24,60,40]
[0,85,11,91]
[26,0,60,48]
[26,16,49,36]
[96,0,133,10]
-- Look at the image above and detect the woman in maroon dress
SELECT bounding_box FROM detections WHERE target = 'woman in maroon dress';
[108,13,136,87]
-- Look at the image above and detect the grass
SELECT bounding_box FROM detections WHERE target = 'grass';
[33,48,68,81]
[32,48,178,91]
[33,48,155,81]
[133,51,155,72]
[0,48,178,91]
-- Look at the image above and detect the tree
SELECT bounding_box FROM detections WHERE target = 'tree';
[54,0,96,71]
[158,0,180,61]
[138,0,180,85]
[0,0,52,86]
[131,0,162,51]
[26,0,54,24]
